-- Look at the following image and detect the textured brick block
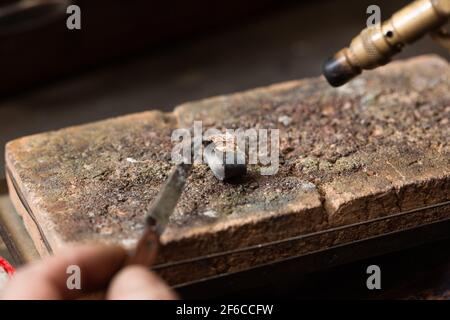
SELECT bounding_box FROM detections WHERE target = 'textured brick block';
[5,55,450,284]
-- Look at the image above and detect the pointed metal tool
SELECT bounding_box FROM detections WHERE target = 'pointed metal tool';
[127,138,247,267]
[127,162,192,266]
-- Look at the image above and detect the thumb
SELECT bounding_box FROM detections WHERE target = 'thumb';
[106,265,177,300]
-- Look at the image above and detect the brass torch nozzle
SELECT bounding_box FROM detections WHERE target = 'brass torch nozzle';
[323,0,450,87]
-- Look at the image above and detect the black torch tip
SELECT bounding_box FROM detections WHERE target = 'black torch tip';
[322,56,360,87]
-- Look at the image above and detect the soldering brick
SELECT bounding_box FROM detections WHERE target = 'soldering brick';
[5,55,450,284]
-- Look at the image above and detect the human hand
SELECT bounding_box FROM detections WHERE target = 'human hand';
[0,244,177,300]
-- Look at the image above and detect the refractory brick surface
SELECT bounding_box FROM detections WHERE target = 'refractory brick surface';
[5,55,450,270]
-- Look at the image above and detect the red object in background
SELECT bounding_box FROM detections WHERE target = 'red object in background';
[0,256,15,275]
